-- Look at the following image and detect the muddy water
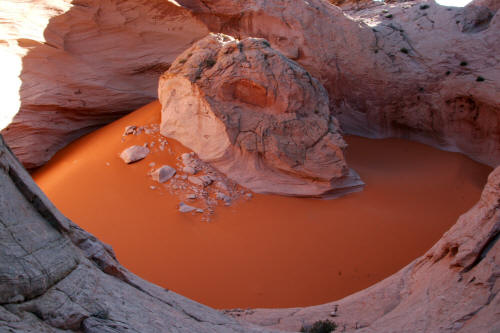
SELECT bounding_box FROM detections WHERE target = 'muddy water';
[33,101,492,309]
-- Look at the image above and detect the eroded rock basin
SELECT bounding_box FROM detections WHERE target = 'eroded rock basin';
[32,101,492,309]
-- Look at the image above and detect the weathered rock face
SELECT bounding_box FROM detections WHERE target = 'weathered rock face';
[226,165,500,332]
[159,34,364,197]
[0,0,209,169]
[177,0,500,167]
[0,135,276,333]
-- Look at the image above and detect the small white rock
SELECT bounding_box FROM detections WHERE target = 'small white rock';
[181,153,192,162]
[152,165,176,183]
[179,202,196,213]
[216,182,229,191]
[183,166,196,175]
[123,125,137,136]
[188,175,213,187]
[120,145,150,164]
[216,192,231,203]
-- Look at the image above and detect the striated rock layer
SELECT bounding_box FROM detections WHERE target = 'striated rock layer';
[177,0,500,167]
[159,34,363,197]
[0,135,275,333]
[0,0,209,169]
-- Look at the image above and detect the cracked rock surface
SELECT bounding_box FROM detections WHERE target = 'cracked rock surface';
[159,34,364,197]
[0,135,278,333]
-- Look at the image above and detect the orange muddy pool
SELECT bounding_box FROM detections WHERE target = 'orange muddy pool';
[33,101,492,309]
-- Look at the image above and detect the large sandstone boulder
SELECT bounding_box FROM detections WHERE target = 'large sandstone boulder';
[159,34,364,197]
[177,0,500,167]
[0,135,275,333]
[0,0,209,169]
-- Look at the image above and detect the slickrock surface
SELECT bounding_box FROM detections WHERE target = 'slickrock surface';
[0,134,276,333]
[177,0,500,167]
[0,0,209,169]
[159,34,364,197]
[225,166,500,332]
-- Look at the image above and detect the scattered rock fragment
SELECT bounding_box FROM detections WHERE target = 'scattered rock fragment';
[188,175,213,187]
[216,192,231,204]
[216,182,229,191]
[123,125,137,136]
[120,145,149,164]
[178,202,196,213]
[183,166,196,175]
[152,165,176,183]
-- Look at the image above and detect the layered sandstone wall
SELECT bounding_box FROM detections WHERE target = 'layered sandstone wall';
[0,0,209,169]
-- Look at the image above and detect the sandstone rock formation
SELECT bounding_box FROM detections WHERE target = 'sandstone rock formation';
[177,0,500,167]
[1,0,499,330]
[0,0,209,169]
[159,34,364,197]
[0,135,275,333]
[226,165,500,332]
